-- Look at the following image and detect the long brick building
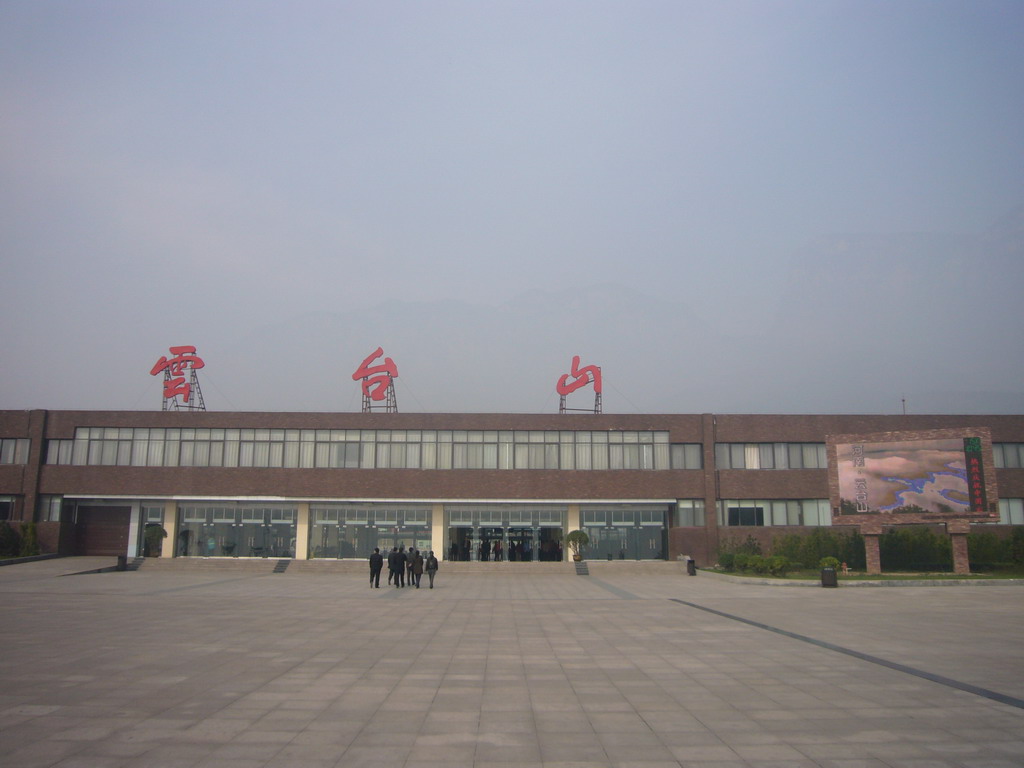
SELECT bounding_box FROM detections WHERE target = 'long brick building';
[1,410,1022,566]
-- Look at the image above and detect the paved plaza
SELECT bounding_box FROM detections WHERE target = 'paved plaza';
[1,558,1022,768]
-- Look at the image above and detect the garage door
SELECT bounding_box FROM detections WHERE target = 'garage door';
[75,506,131,556]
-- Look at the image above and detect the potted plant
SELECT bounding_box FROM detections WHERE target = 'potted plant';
[565,529,590,562]
[144,524,167,557]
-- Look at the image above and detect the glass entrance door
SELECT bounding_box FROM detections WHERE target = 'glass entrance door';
[507,527,534,561]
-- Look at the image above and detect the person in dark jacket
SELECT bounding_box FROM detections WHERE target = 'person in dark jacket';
[425,551,439,588]
[406,547,417,585]
[396,546,407,587]
[412,549,424,588]
[369,547,384,588]
[387,546,398,585]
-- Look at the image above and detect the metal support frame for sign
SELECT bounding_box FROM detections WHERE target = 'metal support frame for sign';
[556,356,602,415]
[353,347,399,414]
[559,388,601,415]
[361,375,398,414]
[160,368,206,412]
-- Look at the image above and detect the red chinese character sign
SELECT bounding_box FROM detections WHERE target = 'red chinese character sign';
[352,347,398,413]
[557,355,602,414]
[150,345,206,411]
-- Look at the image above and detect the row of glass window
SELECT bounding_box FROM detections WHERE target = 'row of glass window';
[0,439,30,465]
[718,499,833,527]
[45,427,703,470]
[994,443,1024,469]
[714,443,829,469]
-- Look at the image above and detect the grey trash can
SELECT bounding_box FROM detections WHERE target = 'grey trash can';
[820,567,837,587]
[116,555,128,572]
[686,559,697,576]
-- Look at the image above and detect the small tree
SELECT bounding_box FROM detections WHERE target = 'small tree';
[0,521,20,557]
[19,521,40,557]
[565,529,590,561]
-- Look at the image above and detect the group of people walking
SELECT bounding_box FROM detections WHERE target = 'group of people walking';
[368,546,438,589]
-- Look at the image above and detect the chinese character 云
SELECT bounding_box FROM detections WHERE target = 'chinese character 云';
[150,346,205,403]
[352,347,398,401]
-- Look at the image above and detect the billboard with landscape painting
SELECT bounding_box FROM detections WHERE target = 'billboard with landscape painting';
[829,428,998,526]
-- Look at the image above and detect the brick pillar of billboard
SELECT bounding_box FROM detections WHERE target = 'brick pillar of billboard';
[863,533,882,574]
[948,521,971,575]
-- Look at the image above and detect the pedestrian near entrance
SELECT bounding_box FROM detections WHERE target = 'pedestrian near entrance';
[412,549,424,587]
[369,547,383,588]
[406,548,416,585]
[387,547,398,585]
[396,546,407,587]
[425,550,438,588]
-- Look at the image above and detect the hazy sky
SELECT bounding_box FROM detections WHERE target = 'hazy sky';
[2,1,1022,415]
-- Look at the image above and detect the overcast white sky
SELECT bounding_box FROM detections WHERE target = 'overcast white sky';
[2,1,1022,415]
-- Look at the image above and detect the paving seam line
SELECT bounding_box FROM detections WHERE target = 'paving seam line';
[669,597,1024,711]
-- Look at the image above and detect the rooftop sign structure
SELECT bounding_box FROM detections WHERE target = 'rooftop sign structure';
[557,355,602,414]
[150,345,206,412]
[352,347,398,413]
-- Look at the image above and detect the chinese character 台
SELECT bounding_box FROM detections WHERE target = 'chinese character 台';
[352,347,398,401]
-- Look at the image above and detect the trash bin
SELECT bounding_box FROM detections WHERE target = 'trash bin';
[686,559,697,576]
[820,566,837,587]
[116,555,127,572]
[607,553,613,561]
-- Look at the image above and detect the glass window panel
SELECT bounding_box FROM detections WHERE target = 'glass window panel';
[376,443,391,468]
[714,443,729,468]
[131,440,148,466]
[609,444,624,470]
[788,444,802,469]
[544,443,558,469]
[623,444,639,469]
[452,443,468,469]
[591,443,608,470]
[284,441,299,468]
[253,442,270,467]
[802,444,818,469]
[209,442,224,467]
[223,440,239,467]
[298,442,314,468]
[391,444,407,468]
[180,442,195,466]
[773,443,788,469]
[467,444,483,469]
[744,444,760,469]
[315,443,330,468]
[758,444,774,469]
[406,443,421,469]
[730,444,746,469]
[575,443,591,470]
[116,441,132,465]
[643,443,658,469]
[478,443,496,469]
[361,443,376,469]
[435,443,451,470]
[147,440,164,467]
[498,442,513,469]
[421,442,436,469]
[514,444,528,469]
[560,443,575,470]
[268,442,284,467]
[529,444,545,469]
[239,442,255,467]
[163,441,179,466]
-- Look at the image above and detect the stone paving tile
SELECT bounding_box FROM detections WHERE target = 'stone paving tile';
[2,560,1023,768]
